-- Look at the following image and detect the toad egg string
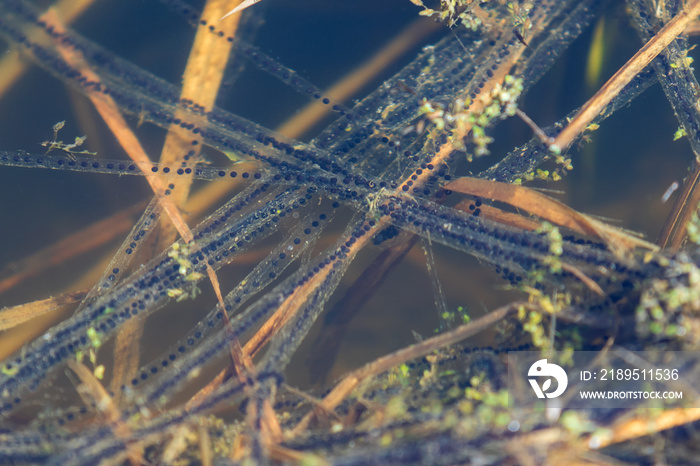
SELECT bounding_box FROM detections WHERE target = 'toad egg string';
[629,0,700,159]
[0,1,381,196]
[121,208,331,403]
[0,0,604,212]
[76,196,162,310]
[0,150,266,181]
[0,0,588,204]
[0,180,317,410]
[155,0,353,117]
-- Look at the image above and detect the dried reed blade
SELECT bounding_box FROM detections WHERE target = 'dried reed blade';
[67,360,144,465]
[112,0,246,403]
[454,199,541,231]
[199,423,213,466]
[42,11,194,243]
[162,424,193,465]
[158,0,244,208]
[0,289,87,331]
[584,407,700,450]
[0,0,96,97]
[290,302,526,437]
[657,162,700,250]
[445,177,659,254]
[552,0,700,151]
[0,200,146,294]
[221,0,262,20]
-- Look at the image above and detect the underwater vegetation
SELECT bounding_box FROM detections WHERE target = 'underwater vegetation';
[0,0,700,463]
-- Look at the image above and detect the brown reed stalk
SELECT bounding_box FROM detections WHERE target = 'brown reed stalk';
[0,289,87,331]
[290,302,527,437]
[111,0,246,405]
[552,0,700,151]
[0,0,96,97]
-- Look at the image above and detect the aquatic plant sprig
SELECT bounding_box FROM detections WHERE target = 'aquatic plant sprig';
[409,0,490,30]
[40,121,95,159]
[419,74,524,157]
